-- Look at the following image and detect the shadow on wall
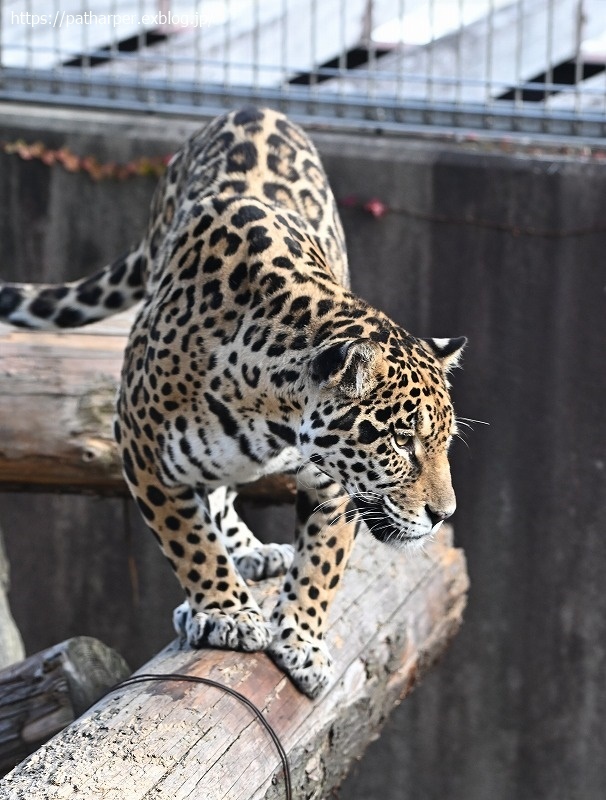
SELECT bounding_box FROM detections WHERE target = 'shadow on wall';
[336,145,606,800]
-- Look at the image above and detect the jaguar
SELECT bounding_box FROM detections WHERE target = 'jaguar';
[0,107,465,698]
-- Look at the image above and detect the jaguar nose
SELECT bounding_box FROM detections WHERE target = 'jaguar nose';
[425,504,453,527]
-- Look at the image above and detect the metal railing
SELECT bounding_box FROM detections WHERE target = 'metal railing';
[1,0,606,139]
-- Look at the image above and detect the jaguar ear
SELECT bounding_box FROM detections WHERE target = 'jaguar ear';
[421,336,467,372]
[311,339,381,398]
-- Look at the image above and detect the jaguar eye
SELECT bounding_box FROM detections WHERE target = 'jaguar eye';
[391,431,414,456]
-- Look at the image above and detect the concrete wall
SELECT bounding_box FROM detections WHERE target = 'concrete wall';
[1,104,606,800]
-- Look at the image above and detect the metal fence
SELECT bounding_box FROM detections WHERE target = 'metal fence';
[2,0,606,139]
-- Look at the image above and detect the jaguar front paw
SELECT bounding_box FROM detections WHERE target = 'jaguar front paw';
[234,542,295,581]
[173,601,272,652]
[268,624,333,699]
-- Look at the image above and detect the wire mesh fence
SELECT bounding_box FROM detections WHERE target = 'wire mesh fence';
[1,0,606,139]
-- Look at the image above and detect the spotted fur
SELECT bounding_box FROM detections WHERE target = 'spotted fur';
[0,107,465,698]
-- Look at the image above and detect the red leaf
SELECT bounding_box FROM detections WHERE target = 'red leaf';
[363,198,389,218]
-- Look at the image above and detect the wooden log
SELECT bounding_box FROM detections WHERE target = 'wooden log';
[0,527,468,799]
[0,636,131,776]
[0,318,295,502]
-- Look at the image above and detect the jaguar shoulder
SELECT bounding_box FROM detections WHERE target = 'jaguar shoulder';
[0,106,465,698]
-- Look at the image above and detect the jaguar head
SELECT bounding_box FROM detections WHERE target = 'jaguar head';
[300,329,466,547]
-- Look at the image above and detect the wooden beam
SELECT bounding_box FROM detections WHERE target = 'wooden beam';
[0,527,468,799]
[0,318,295,502]
[0,636,131,776]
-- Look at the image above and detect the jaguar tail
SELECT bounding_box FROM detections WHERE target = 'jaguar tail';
[0,244,146,330]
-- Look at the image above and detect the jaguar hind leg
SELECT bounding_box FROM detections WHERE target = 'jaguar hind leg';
[208,487,294,581]
[172,599,271,652]
[234,542,295,582]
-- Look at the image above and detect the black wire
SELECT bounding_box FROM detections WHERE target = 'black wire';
[106,672,292,800]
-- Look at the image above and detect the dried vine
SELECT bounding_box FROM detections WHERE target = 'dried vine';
[1,139,170,180]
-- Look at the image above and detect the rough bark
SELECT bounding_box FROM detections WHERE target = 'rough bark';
[0,318,295,502]
[0,527,468,799]
[0,636,131,776]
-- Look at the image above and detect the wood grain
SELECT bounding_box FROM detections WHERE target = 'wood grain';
[0,526,468,799]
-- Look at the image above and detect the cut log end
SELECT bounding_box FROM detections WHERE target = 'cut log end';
[0,636,131,775]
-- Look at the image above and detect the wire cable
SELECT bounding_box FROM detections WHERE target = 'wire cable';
[106,671,292,800]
